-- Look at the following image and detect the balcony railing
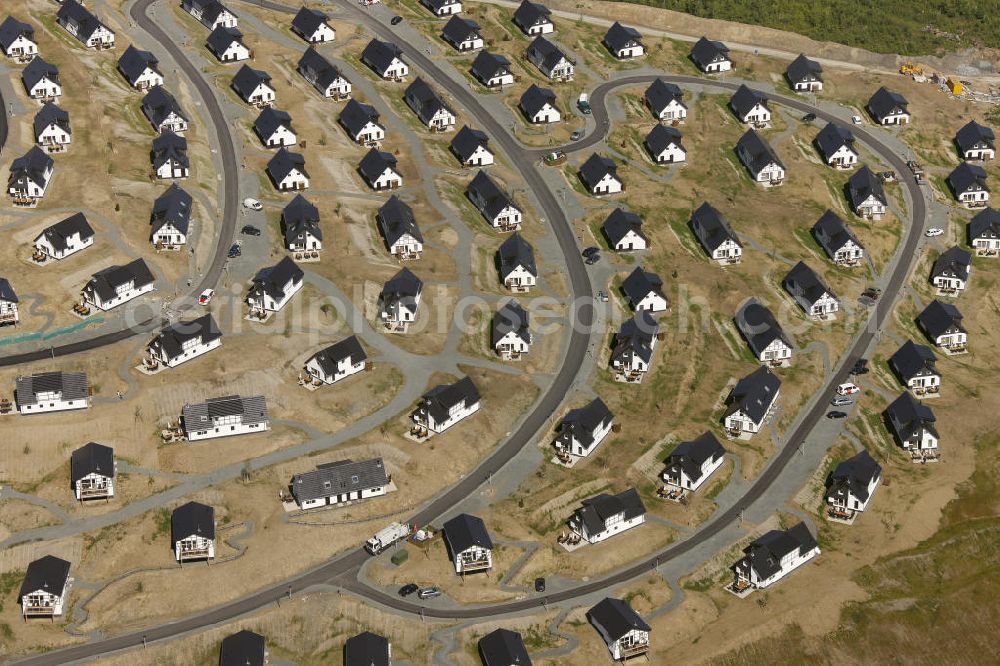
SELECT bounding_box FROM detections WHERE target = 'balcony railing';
[620,642,650,659]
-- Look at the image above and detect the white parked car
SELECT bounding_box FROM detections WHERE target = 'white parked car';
[925,228,944,237]
[198,289,215,305]
[851,115,862,124]
[243,197,263,210]
[836,382,860,396]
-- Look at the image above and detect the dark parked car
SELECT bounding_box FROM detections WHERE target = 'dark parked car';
[227,243,241,258]
[585,252,601,265]
[852,359,870,375]
[862,287,882,300]
[241,224,261,236]
[398,583,419,597]
[534,577,546,592]
[571,129,584,141]
[582,247,600,258]
[390,15,403,25]
[801,112,817,122]
[827,411,848,419]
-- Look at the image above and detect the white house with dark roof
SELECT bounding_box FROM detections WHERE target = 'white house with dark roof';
[34,212,94,261]
[206,26,249,63]
[148,314,222,368]
[663,432,726,493]
[644,78,686,122]
[954,120,995,160]
[621,266,667,312]
[948,161,989,207]
[182,0,238,29]
[736,129,785,186]
[361,39,409,81]
[247,256,304,316]
[70,442,115,501]
[827,450,881,520]
[142,87,189,134]
[8,146,54,206]
[16,371,89,414]
[890,340,940,398]
[468,170,522,230]
[172,501,215,562]
[610,311,658,383]
[0,16,37,63]
[783,261,839,320]
[513,0,554,35]
[554,397,613,459]
[812,209,864,266]
[405,77,457,131]
[526,36,574,81]
[267,148,310,191]
[19,556,71,619]
[690,36,731,73]
[602,208,647,251]
[603,22,643,59]
[57,0,115,50]
[917,299,967,354]
[152,131,189,179]
[450,125,493,166]
[359,148,402,190]
[422,0,463,17]
[885,392,939,459]
[304,335,367,385]
[785,53,822,91]
[231,65,275,107]
[736,299,792,366]
[444,513,493,575]
[848,165,887,219]
[723,365,780,438]
[150,183,191,246]
[291,7,335,43]
[868,86,910,125]
[0,279,17,326]
[691,202,741,265]
[730,84,771,126]
[498,233,537,292]
[33,102,71,152]
[968,207,1000,256]
[118,45,164,91]
[733,522,819,590]
[579,153,622,195]
[413,376,480,433]
[291,457,388,510]
[644,124,685,164]
[570,488,646,544]
[930,246,972,295]
[814,122,858,169]
[82,259,155,311]
[479,629,531,666]
[297,47,352,99]
[379,267,423,332]
[587,597,651,662]
[339,99,385,145]
[492,299,531,359]
[377,195,423,259]
[254,107,297,148]
[442,15,483,52]
[182,395,269,441]
[519,84,560,124]
[21,57,60,100]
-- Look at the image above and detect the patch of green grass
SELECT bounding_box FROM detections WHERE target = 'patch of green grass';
[0,571,23,613]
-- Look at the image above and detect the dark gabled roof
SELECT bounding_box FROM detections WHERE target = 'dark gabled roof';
[737,129,784,173]
[917,299,965,339]
[339,98,380,136]
[513,0,551,28]
[742,523,816,580]
[690,202,738,252]
[498,232,537,279]
[22,57,59,92]
[249,256,303,302]
[576,488,646,535]
[306,335,367,378]
[611,311,658,365]
[206,25,244,55]
[442,15,480,45]
[690,36,729,67]
[444,513,494,553]
[886,391,937,441]
[291,6,330,37]
[9,146,53,191]
[603,21,642,51]
[254,106,294,140]
[948,161,989,196]
[955,120,995,153]
[0,278,16,303]
[151,183,192,235]
[71,442,114,483]
[57,0,110,42]
[519,84,557,117]
[231,64,271,99]
[182,395,268,433]
[602,208,646,247]
[786,53,822,83]
[586,597,650,642]
[33,102,70,139]
[931,246,972,282]
[724,365,781,423]
[479,628,532,666]
[969,206,1000,241]
[0,16,34,52]
[297,47,346,91]
[292,457,388,503]
[889,339,938,383]
[621,266,664,308]
[579,153,619,190]
[152,314,222,359]
[18,556,70,599]
[666,432,725,482]
[527,35,568,71]
[828,450,881,503]
[735,299,791,357]
[812,209,862,255]
[450,125,490,162]
[382,268,423,321]
[171,501,215,542]
[85,258,155,302]
[468,170,517,219]
[560,397,613,444]
[848,165,887,208]
[142,87,188,127]
[358,148,397,182]
[644,78,685,115]
[492,299,530,346]
[783,261,835,307]
[152,130,189,170]
[814,122,856,161]
[267,147,309,182]
[868,86,909,119]
[344,631,390,666]
[361,39,404,72]
[220,630,266,666]
[378,195,423,246]
[471,51,511,82]
[16,371,88,405]
[37,212,94,253]
[730,84,769,119]
[405,77,454,125]
[420,375,479,423]
[644,123,683,156]
[281,195,321,244]
[118,45,160,85]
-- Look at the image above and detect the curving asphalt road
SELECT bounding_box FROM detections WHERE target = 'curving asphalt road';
[9,8,927,666]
